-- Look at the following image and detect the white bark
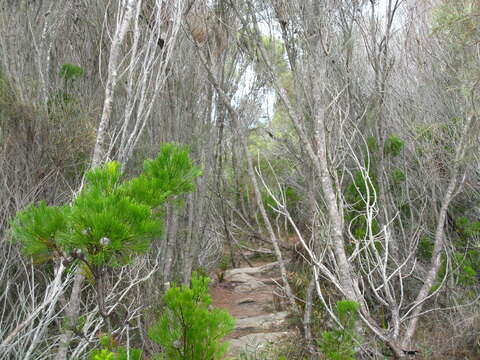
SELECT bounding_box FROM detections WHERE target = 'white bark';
[116,1,185,164]
[0,263,71,360]
[92,0,138,167]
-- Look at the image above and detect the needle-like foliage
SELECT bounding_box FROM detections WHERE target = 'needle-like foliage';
[10,143,201,267]
[148,273,235,360]
[10,202,70,263]
[125,143,202,208]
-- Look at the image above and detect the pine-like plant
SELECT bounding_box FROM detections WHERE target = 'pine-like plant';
[10,143,201,267]
[10,201,70,263]
[124,143,202,208]
[148,273,235,360]
[60,161,164,266]
[318,300,361,360]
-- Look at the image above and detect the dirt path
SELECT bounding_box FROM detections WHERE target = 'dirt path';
[210,261,293,357]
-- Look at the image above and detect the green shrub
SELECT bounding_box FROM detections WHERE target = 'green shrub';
[384,135,404,157]
[90,349,114,360]
[318,300,360,360]
[10,144,201,267]
[148,273,235,360]
[418,237,434,260]
[261,186,300,216]
[90,333,142,360]
[345,170,380,241]
[62,161,163,266]
[59,63,85,81]
[366,136,379,154]
[124,143,202,208]
[391,168,406,184]
[452,251,480,286]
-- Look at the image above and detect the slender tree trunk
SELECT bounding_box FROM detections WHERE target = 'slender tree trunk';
[54,268,85,360]
[183,148,215,283]
[182,194,196,283]
[91,0,137,167]
[304,278,316,358]
[308,3,361,305]
[163,204,179,287]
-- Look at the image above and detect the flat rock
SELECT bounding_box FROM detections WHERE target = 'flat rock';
[229,332,291,355]
[234,278,266,292]
[228,272,258,283]
[235,311,289,331]
[224,262,280,280]
[225,272,266,292]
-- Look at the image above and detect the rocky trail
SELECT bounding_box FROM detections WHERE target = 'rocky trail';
[210,261,294,358]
